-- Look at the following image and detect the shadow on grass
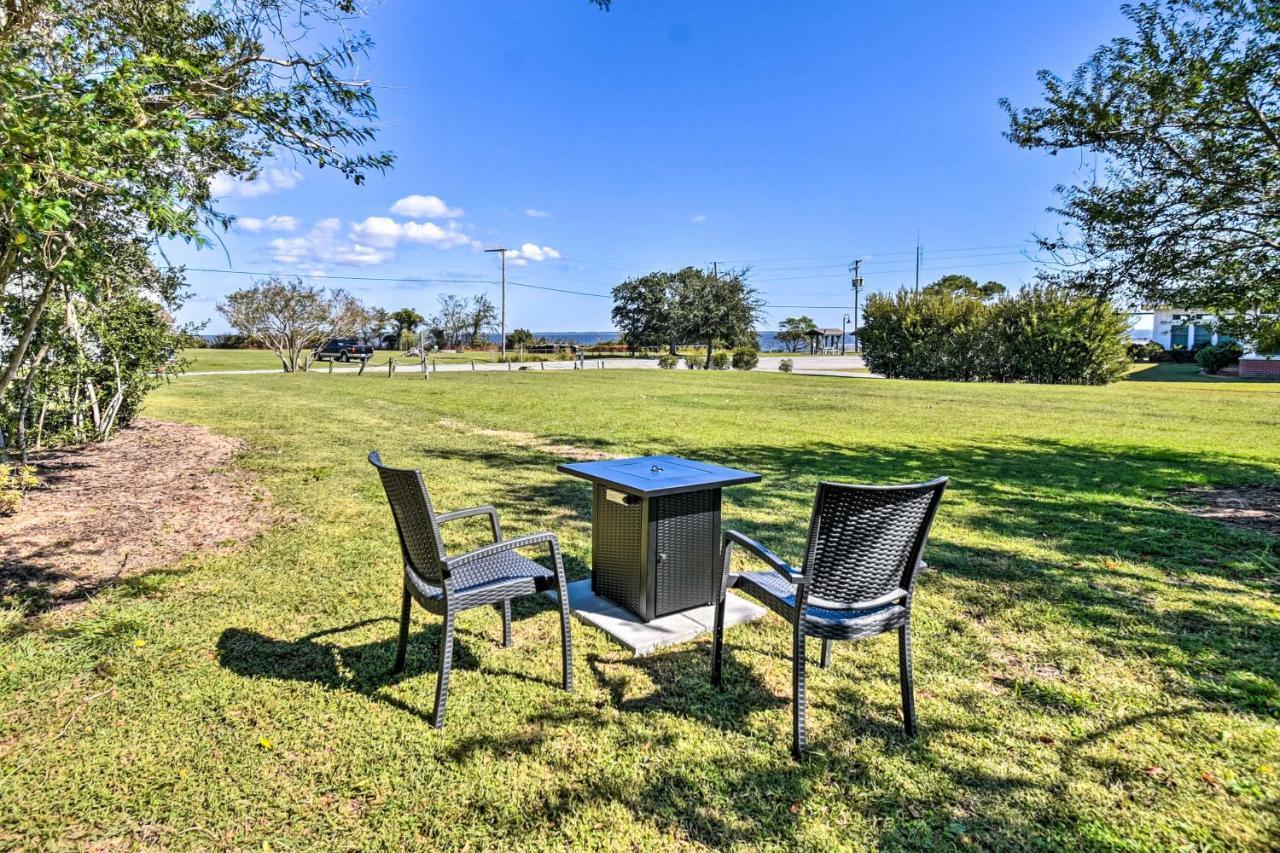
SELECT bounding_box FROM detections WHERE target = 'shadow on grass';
[216,593,569,726]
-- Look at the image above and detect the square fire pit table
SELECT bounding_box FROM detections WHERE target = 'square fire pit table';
[557,455,761,622]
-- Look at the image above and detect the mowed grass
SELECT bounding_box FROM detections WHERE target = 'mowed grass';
[2,368,1278,849]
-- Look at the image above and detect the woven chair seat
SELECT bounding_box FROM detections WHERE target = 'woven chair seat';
[405,552,553,612]
[735,571,908,639]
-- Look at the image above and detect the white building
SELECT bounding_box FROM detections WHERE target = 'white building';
[1126,308,1234,350]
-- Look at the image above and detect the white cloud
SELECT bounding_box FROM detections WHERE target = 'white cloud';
[349,216,403,248]
[238,215,299,233]
[389,194,464,219]
[510,243,561,263]
[212,168,303,199]
[690,214,707,223]
[524,208,552,218]
[348,216,477,252]
[267,218,391,267]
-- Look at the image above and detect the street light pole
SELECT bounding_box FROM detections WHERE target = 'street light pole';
[849,259,864,353]
[485,247,507,360]
[841,313,850,356]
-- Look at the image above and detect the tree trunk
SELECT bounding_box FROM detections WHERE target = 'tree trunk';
[15,343,49,463]
[704,340,714,369]
[0,277,54,402]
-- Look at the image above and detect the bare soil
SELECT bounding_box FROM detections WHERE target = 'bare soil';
[0,418,276,613]
[1179,485,1280,537]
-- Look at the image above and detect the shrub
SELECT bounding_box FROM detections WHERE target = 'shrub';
[657,353,679,370]
[731,348,759,370]
[686,357,703,370]
[1129,341,1165,362]
[779,358,794,373]
[860,287,992,381]
[1195,343,1243,374]
[860,285,1130,384]
[210,333,251,349]
[0,464,38,516]
[710,351,732,370]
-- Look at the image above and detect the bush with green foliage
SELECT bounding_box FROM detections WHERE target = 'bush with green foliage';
[1195,343,1243,374]
[657,353,679,370]
[860,285,1130,385]
[1129,341,1165,362]
[0,463,37,515]
[779,358,794,373]
[686,358,703,370]
[731,348,759,370]
[710,351,732,370]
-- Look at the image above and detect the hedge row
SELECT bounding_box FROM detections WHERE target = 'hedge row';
[859,286,1132,385]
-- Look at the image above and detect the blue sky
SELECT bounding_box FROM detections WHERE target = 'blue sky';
[173,0,1130,334]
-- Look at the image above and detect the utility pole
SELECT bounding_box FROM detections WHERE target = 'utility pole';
[914,238,922,292]
[485,247,507,360]
[849,259,864,354]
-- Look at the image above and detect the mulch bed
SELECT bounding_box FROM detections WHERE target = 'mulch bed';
[1178,485,1280,537]
[0,418,276,614]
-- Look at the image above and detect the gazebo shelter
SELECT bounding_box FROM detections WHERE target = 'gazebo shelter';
[805,327,845,355]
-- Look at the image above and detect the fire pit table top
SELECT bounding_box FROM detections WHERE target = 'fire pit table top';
[557,454,761,498]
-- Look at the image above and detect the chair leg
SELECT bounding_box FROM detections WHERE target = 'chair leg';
[899,623,917,738]
[792,622,807,759]
[819,638,832,669]
[550,560,573,693]
[711,592,727,687]
[500,600,513,648]
[392,583,411,674]
[432,608,456,728]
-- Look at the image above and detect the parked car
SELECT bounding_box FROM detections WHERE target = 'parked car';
[312,338,373,362]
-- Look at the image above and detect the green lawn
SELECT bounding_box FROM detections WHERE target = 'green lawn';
[2,369,1278,848]
[181,348,583,372]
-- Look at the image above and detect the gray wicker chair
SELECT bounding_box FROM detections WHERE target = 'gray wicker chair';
[369,451,573,728]
[712,477,947,757]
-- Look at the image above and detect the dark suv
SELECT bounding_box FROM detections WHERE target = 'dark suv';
[313,337,374,362]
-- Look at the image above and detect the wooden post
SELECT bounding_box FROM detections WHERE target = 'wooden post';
[357,358,367,376]
[540,361,545,371]
[421,358,428,379]
[471,360,476,371]
[388,358,395,378]
[328,360,333,374]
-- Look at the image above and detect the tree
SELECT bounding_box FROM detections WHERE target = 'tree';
[0,0,392,444]
[672,267,764,368]
[777,316,816,352]
[362,307,392,347]
[390,308,425,342]
[925,275,1006,301]
[218,278,365,372]
[612,272,676,353]
[1002,0,1280,347]
[507,328,536,353]
[467,295,499,347]
[431,294,471,349]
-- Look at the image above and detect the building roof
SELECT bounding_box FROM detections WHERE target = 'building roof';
[805,328,845,336]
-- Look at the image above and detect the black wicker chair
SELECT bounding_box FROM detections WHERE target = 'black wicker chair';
[368,451,573,727]
[712,477,947,757]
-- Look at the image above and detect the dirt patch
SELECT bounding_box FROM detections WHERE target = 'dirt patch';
[0,418,276,613]
[1178,485,1280,537]
[435,418,610,461]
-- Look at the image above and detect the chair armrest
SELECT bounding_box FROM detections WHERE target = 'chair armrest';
[436,505,501,543]
[843,587,910,611]
[723,529,808,586]
[444,531,558,573]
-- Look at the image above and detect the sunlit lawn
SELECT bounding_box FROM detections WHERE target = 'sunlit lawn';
[2,367,1277,848]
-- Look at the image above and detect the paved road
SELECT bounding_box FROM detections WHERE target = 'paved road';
[183,354,878,378]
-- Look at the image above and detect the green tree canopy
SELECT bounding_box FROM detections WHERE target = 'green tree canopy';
[611,272,676,352]
[672,267,764,368]
[1003,0,1280,346]
[777,315,816,352]
[390,308,425,339]
[925,275,1006,301]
